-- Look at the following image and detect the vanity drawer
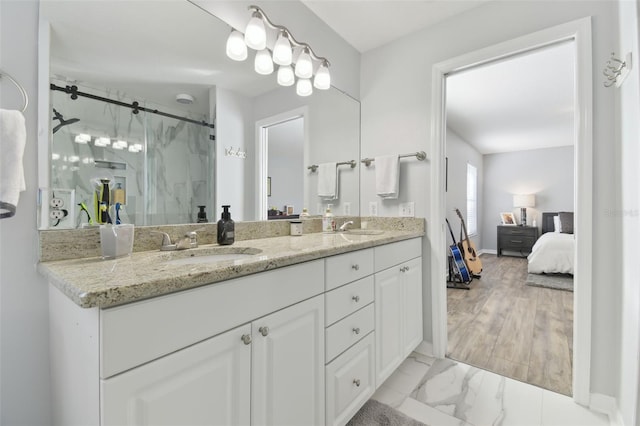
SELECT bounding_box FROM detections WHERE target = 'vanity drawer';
[325,249,374,291]
[326,304,374,363]
[374,238,421,272]
[100,260,324,379]
[325,333,375,426]
[325,276,374,326]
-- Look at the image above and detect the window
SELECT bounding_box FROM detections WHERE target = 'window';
[466,163,478,235]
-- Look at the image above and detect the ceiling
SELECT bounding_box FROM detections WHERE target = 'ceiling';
[301,0,575,154]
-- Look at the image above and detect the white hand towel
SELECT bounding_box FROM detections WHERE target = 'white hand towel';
[0,109,27,219]
[317,162,338,200]
[375,155,400,199]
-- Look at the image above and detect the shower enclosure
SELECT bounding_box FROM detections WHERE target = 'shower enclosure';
[49,79,214,227]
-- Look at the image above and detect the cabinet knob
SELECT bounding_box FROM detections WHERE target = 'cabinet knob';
[351,264,360,271]
[352,327,360,335]
[353,379,361,387]
[259,326,269,337]
[241,334,252,345]
[352,295,360,303]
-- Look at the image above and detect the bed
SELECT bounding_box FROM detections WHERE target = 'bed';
[527,212,575,275]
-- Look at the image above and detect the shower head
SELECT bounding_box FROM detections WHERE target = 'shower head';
[52,108,80,134]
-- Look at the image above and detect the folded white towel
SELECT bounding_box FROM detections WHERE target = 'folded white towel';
[375,155,400,199]
[317,162,338,200]
[0,109,27,219]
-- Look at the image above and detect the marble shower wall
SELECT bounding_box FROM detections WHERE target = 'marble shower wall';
[50,79,212,227]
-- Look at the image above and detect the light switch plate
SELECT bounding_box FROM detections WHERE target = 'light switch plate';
[343,202,351,216]
[399,202,415,217]
[369,201,378,216]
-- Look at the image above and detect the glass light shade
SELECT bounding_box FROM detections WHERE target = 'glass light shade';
[313,63,331,90]
[226,30,247,61]
[272,32,292,66]
[296,78,313,97]
[277,65,295,86]
[254,49,274,75]
[295,49,313,78]
[244,13,266,50]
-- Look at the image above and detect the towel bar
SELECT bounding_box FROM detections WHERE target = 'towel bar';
[0,68,28,113]
[361,151,427,167]
[308,160,356,173]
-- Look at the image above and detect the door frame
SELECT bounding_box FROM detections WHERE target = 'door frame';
[255,107,309,220]
[429,17,593,405]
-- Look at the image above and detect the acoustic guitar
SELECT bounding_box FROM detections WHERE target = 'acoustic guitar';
[446,219,472,284]
[455,208,482,277]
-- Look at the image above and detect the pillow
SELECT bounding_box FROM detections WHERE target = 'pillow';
[553,215,561,233]
[558,211,574,234]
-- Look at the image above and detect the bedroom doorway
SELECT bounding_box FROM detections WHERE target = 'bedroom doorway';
[429,18,593,405]
[443,42,576,396]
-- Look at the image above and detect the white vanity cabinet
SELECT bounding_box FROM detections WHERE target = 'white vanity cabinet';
[374,239,423,386]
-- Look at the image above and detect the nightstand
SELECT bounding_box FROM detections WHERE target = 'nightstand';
[497,226,538,257]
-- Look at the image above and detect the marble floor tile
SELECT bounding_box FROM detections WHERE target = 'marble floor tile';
[399,352,436,377]
[411,358,484,420]
[397,397,472,426]
[541,389,609,426]
[371,383,408,409]
[383,368,427,396]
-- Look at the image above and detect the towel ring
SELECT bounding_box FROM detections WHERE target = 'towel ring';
[0,69,29,113]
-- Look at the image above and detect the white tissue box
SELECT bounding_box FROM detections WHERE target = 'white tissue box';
[100,224,134,259]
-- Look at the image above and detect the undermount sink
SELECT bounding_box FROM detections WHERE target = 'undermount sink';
[345,229,385,235]
[164,247,262,266]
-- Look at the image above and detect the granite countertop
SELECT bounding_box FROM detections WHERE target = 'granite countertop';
[39,230,423,309]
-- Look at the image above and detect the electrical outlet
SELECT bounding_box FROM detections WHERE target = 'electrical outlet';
[399,202,415,217]
[50,198,64,208]
[49,209,67,220]
[369,201,378,216]
[343,202,351,216]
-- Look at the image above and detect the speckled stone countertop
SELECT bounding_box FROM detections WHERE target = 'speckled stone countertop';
[39,228,423,309]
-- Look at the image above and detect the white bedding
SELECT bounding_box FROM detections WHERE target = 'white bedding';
[527,232,574,274]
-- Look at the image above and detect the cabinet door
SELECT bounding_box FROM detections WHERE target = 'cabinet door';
[402,257,423,357]
[252,295,325,426]
[101,324,251,426]
[374,266,403,386]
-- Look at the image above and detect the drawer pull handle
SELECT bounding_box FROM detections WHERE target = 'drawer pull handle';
[352,327,360,335]
[352,264,360,271]
[241,334,252,345]
[259,326,269,337]
[352,295,360,302]
[353,379,361,387]
[511,240,523,243]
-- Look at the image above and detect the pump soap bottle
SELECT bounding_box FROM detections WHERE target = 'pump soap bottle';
[217,205,235,245]
[197,205,208,223]
[322,205,335,233]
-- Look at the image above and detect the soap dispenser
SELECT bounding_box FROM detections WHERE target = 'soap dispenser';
[197,205,208,223]
[217,205,235,245]
[322,204,335,233]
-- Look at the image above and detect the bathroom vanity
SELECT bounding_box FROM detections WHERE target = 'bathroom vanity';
[41,230,423,426]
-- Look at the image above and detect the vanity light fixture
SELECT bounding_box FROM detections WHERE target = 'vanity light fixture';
[226,5,331,96]
[74,133,91,144]
[94,137,111,147]
[113,140,128,150]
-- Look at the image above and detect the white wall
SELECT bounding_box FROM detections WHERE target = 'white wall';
[360,0,619,396]
[482,146,574,250]
[445,128,483,249]
[615,0,640,424]
[214,87,254,221]
[0,1,52,424]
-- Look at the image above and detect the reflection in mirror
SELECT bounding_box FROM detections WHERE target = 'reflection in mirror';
[40,0,360,229]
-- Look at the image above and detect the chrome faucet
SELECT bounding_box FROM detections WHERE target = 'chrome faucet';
[151,231,198,251]
[339,221,354,232]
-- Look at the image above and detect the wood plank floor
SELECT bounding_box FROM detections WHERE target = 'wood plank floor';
[447,254,573,396]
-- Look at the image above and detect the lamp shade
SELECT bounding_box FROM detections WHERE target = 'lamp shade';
[254,49,274,75]
[296,78,313,96]
[295,48,313,79]
[513,194,535,208]
[272,32,292,66]
[313,62,331,90]
[277,65,295,86]
[226,30,247,61]
[244,13,266,50]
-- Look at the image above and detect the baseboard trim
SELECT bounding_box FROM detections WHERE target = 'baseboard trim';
[590,393,623,426]
[414,341,434,357]
[479,249,497,255]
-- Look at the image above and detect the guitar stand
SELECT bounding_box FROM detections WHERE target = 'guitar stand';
[446,255,471,290]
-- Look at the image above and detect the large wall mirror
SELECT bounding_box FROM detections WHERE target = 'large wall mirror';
[38,0,360,229]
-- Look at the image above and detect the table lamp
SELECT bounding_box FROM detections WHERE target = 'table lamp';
[513,194,535,226]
